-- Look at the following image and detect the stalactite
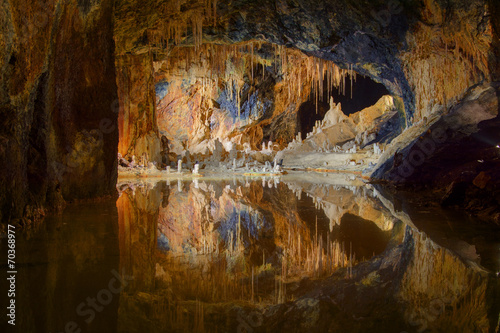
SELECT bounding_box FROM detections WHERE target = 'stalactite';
[321,62,325,100]
[162,39,357,134]
[251,42,254,81]
[237,84,241,118]
[191,12,204,50]
[350,64,353,99]
[212,0,217,26]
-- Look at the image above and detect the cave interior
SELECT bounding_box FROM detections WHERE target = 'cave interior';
[1,0,500,332]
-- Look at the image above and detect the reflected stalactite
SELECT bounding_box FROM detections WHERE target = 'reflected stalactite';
[113,177,498,332]
[399,228,496,332]
[114,177,397,330]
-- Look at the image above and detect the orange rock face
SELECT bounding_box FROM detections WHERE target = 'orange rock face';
[150,43,359,154]
[116,54,161,163]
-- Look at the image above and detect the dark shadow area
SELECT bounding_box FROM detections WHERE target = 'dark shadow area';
[0,199,120,333]
[296,99,330,137]
[329,75,390,116]
[332,213,391,260]
[296,72,391,137]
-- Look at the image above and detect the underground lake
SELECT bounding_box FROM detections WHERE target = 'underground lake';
[2,174,499,332]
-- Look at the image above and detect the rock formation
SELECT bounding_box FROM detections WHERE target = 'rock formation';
[0,0,117,225]
[1,0,499,224]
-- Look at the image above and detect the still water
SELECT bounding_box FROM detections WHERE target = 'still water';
[2,174,499,332]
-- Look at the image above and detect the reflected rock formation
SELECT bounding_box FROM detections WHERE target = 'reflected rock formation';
[116,177,499,332]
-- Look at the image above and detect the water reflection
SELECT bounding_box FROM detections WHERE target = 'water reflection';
[114,176,499,332]
[117,178,393,306]
[5,175,499,333]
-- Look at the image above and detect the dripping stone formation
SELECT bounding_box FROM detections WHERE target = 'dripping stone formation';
[1,0,500,332]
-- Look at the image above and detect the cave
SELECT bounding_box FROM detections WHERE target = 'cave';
[1,0,500,332]
[296,99,330,138]
[334,213,391,260]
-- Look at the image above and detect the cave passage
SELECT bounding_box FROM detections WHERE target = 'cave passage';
[330,75,391,116]
[296,72,391,137]
[296,189,389,262]
[296,99,330,137]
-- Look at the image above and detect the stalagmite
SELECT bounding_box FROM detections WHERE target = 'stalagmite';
[193,161,200,174]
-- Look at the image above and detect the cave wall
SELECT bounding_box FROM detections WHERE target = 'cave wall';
[1,0,499,223]
[153,43,318,153]
[116,53,161,163]
[113,0,498,170]
[368,1,500,223]
[372,82,500,222]
[0,0,117,224]
[117,40,366,157]
[400,0,494,120]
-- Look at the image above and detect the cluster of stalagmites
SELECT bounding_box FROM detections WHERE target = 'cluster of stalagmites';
[118,93,394,176]
[117,137,284,177]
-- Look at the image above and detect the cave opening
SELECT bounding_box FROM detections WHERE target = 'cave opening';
[297,192,390,262]
[296,71,391,138]
[330,75,391,116]
[296,99,330,137]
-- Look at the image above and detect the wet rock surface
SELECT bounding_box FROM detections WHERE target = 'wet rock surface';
[0,0,117,224]
[372,83,500,223]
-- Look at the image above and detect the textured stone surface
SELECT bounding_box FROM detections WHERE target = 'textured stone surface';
[0,0,117,224]
[372,83,500,222]
[153,44,317,153]
[114,0,496,121]
[1,0,499,224]
[112,1,499,225]
[116,54,161,163]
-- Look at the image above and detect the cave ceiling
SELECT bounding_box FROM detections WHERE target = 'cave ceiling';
[114,0,417,116]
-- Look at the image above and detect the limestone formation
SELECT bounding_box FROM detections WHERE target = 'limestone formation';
[193,161,200,175]
[1,0,498,232]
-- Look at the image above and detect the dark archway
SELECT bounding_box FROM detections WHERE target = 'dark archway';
[332,213,391,260]
[329,75,390,116]
[296,72,391,137]
[296,99,330,137]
